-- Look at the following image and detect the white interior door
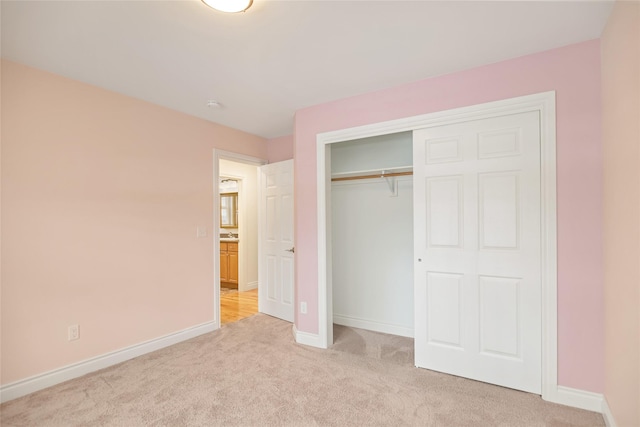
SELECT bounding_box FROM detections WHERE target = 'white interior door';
[258,160,295,322]
[413,111,541,393]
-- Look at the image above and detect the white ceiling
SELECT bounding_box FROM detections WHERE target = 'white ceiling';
[1,0,613,139]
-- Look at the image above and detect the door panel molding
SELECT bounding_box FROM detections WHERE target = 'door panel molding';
[316,92,558,402]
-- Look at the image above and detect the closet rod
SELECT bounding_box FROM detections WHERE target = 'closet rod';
[331,171,413,182]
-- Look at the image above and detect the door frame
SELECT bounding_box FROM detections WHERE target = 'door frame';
[213,149,266,328]
[316,92,558,401]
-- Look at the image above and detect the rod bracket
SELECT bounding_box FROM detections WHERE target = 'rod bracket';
[381,171,398,197]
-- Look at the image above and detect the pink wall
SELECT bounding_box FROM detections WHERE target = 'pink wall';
[601,2,640,425]
[266,134,294,163]
[294,40,604,392]
[1,60,267,384]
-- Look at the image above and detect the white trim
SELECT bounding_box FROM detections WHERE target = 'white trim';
[242,280,259,291]
[333,314,413,338]
[213,150,266,329]
[539,94,559,401]
[318,93,556,144]
[543,386,604,413]
[316,142,332,349]
[602,398,617,427]
[316,91,558,400]
[0,321,217,403]
[292,324,323,348]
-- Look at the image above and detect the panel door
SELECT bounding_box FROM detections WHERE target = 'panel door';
[258,159,295,322]
[413,111,542,393]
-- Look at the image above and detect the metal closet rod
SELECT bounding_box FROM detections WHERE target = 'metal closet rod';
[331,171,413,182]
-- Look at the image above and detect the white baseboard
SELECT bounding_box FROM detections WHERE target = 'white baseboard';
[1,321,218,403]
[544,385,604,413]
[292,324,323,348]
[333,314,413,338]
[244,281,258,291]
[602,398,617,427]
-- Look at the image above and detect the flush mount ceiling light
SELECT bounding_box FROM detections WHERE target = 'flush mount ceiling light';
[201,0,253,13]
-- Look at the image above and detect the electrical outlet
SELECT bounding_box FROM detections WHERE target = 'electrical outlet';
[300,302,307,314]
[68,325,79,341]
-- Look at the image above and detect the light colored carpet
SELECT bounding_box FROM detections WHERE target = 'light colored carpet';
[1,314,604,426]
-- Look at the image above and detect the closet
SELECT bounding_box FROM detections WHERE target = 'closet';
[330,131,414,337]
[321,93,554,395]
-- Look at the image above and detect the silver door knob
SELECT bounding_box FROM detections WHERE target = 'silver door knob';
[286,247,295,253]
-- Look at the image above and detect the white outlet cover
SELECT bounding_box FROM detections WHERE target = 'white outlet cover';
[68,325,79,341]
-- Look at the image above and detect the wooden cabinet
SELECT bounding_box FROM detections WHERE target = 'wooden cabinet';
[220,244,229,283]
[228,245,238,284]
[220,241,239,289]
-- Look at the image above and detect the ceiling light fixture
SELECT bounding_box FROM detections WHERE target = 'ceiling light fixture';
[201,0,253,13]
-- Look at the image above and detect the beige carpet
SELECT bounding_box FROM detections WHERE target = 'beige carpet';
[1,314,604,426]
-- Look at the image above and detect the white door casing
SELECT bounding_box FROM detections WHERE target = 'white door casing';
[259,160,295,322]
[413,111,542,393]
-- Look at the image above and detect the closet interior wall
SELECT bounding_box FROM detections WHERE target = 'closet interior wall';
[330,132,415,337]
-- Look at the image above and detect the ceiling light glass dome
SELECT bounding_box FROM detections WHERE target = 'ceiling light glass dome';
[201,0,253,13]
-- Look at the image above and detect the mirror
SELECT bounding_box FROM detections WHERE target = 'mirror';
[220,192,238,228]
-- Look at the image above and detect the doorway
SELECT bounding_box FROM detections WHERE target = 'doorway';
[315,92,558,399]
[213,150,265,327]
[218,172,258,325]
[330,132,414,337]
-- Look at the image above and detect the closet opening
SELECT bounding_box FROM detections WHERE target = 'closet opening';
[329,132,414,339]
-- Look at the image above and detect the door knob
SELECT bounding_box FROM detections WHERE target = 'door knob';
[286,247,295,253]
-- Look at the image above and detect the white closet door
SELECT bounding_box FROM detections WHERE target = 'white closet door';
[413,111,542,394]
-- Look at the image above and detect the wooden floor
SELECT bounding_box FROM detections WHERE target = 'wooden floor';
[221,288,258,325]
